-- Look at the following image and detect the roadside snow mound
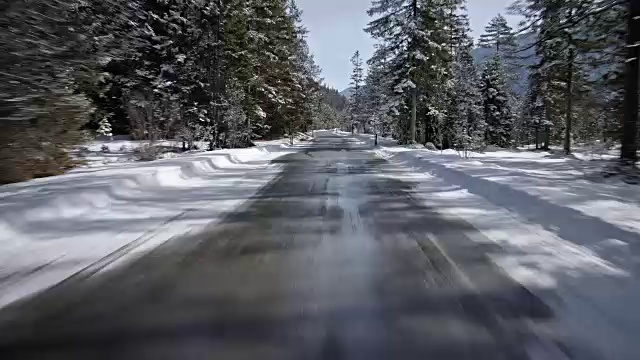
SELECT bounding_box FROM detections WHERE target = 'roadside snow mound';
[75,133,315,167]
[424,142,437,151]
[0,140,301,308]
[406,143,425,149]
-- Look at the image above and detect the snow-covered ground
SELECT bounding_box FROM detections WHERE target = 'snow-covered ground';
[73,139,183,165]
[339,130,640,360]
[75,132,314,166]
[0,136,309,309]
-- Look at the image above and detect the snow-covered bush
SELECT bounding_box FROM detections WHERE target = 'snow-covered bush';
[97,118,113,138]
[424,142,437,151]
[134,145,160,162]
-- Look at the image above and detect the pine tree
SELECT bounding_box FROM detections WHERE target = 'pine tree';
[522,71,552,149]
[365,0,468,145]
[366,0,431,144]
[424,1,473,148]
[578,7,624,145]
[478,14,517,57]
[235,0,293,140]
[527,3,564,149]
[481,56,514,147]
[349,50,365,133]
[540,1,582,154]
[97,118,113,138]
[363,58,396,139]
[418,0,460,147]
[271,0,322,142]
[450,15,484,154]
[584,3,626,143]
[513,0,608,154]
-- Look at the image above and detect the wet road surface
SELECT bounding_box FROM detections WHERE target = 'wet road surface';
[0,132,557,359]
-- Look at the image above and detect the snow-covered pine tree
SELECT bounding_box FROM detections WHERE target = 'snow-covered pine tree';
[365,0,469,145]
[363,57,395,139]
[293,40,323,135]
[513,0,604,154]
[223,0,259,145]
[312,101,340,130]
[112,0,205,143]
[581,0,625,143]
[312,84,349,132]
[560,0,639,161]
[283,0,322,140]
[512,0,559,148]
[417,0,461,147]
[522,71,552,149]
[230,0,290,140]
[349,50,365,133]
[97,118,113,138]
[223,81,250,149]
[366,0,433,144]
[477,13,521,97]
[480,56,514,148]
[450,13,484,154]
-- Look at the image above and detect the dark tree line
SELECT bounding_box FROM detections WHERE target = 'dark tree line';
[0,0,323,184]
[356,0,640,163]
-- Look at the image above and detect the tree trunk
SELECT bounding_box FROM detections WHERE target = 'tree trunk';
[565,46,574,155]
[290,121,294,146]
[410,86,417,143]
[351,115,355,134]
[543,125,550,150]
[621,0,640,162]
[423,113,428,145]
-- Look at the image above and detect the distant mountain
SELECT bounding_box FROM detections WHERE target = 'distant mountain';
[340,87,355,99]
[472,32,538,96]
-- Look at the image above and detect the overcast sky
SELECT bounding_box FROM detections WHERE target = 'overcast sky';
[296,0,521,91]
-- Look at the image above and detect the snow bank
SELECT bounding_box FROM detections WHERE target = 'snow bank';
[0,139,302,309]
[75,131,314,167]
[347,134,640,360]
[74,140,180,166]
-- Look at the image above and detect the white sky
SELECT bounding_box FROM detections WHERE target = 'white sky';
[297,0,521,90]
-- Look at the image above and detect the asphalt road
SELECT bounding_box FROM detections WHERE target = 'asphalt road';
[0,132,559,359]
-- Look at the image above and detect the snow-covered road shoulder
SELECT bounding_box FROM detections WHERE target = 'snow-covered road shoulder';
[0,140,304,309]
[345,131,640,360]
